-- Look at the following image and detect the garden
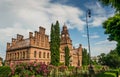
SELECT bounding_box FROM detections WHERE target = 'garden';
[0,61,120,77]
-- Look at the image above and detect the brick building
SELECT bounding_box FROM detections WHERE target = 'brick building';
[5,24,82,66]
[0,57,3,66]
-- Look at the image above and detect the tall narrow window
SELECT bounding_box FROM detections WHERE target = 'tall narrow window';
[18,52,20,59]
[39,52,41,58]
[47,53,49,58]
[43,52,45,58]
[23,52,25,59]
[34,51,36,58]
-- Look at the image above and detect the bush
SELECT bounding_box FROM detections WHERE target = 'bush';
[104,72,116,77]
[96,71,117,77]
[0,66,11,77]
[9,62,50,77]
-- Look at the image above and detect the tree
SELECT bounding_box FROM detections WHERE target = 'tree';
[54,21,60,66]
[50,21,60,66]
[105,50,120,68]
[97,53,106,65]
[99,0,120,13]
[64,46,71,66]
[50,23,55,65]
[82,48,89,66]
[103,14,120,55]
[98,50,120,68]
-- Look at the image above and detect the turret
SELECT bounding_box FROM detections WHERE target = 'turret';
[39,26,45,34]
[29,32,33,38]
[78,44,82,56]
[17,34,23,41]
[7,42,11,50]
[12,38,16,46]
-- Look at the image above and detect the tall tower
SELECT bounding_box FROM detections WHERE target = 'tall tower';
[60,24,72,51]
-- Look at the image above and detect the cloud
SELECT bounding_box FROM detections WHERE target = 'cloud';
[95,40,117,45]
[85,1,114,27]
[91,40,117,56]
[82,40,117,56]
[82,34,87,38]
[90,34,100,39]
[82,34,100,39]
[0,0,86,59]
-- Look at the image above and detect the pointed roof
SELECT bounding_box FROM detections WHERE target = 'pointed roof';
[63,23,67,28]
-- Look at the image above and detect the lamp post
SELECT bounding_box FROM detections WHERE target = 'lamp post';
[86,9,94,76]
[86,9,91,67]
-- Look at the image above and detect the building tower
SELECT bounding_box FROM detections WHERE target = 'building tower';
[60,24,72,51]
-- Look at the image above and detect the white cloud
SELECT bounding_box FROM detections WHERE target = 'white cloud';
[91,40,117,56]
[82,34,87,37]
[82,34,100,39]
[95,40,117,45]
[90,34,100,39]
[0,0,86,59]
[85,1,114,27]
[82,40,117,56]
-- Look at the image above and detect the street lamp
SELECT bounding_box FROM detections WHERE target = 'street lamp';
[86,9,94,76]
[86,9,91,66]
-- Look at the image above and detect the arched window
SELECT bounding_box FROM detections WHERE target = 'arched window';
[47,53,49,58]
[20,52,22,59]
[43,52,45,58]
[39,52,41,58]
[15,53,16,60]
[17,53,19,59]
[34,51,36,58]
[26,51,29,58]
[23,52,25,59]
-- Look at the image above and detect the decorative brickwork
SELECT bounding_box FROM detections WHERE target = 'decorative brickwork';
[5,25,82,66]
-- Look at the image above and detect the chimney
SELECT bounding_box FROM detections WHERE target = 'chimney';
[34,31,38,39]
[29,32,33,38]
[7,42,11,50]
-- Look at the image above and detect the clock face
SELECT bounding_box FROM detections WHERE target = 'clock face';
[62,34,65,37]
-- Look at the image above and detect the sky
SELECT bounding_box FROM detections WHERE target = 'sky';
[0,0,117,60]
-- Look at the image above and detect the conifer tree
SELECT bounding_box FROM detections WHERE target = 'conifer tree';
[64,46,70,66]
[54,21,60,66]
[50,23,55,65]
[50,21,60,66]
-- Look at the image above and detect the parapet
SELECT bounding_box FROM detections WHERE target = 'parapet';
[39,26,45,34]
[29,32,33,38]
[17,34,24,41]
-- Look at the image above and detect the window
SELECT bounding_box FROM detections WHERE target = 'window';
[39,52,41,58]
[34,51,36,58]
[23,52,25,59]
[15,53,16,60]
[17,53,19,59]
[47,53,49,58]
[20,52,22,59]
[43,52,45,58]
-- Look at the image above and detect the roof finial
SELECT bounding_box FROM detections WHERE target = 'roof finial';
[63,22,67,27]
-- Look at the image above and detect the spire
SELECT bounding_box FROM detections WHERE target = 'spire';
[63,23,68,31]
[63,23,67,29]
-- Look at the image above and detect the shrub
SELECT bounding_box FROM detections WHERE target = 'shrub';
[0,66,11,77]
[96,71,117,77]
[10,62,50,77]
[104,72,116,77]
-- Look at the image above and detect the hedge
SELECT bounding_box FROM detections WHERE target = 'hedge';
[96,71,117,77]
[0,66,11,77]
